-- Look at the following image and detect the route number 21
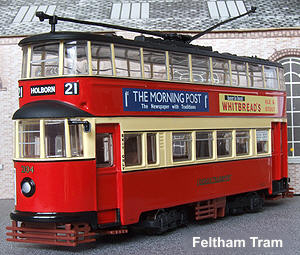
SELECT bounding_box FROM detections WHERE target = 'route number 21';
[64,82,79,95]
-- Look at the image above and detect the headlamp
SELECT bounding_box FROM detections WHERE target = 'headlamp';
[21,178,35,197]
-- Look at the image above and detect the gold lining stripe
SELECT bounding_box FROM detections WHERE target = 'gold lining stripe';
[188,54,193,82]
[246,63,250,87]
[111,43,116,76]
[59,41,64,76]
[228,60,232,86]
[64,119,71,157]
[262,65,266,89]
[140,47,145,79]
[165,51,170,81]
[40,120,45,158]
[15,121,19,158]
[87,41,92,75]
[26,46,31,78]
[209,57,214,84]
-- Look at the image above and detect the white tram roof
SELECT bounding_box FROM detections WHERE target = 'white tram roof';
[0,0,299,37]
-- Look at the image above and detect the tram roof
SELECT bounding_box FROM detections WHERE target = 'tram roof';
[12,100,94,119]
[0,0,299,37]
[18,31,282,68]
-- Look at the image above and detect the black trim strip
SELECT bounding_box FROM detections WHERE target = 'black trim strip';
[10,210,98,229]
[13,158,95,163]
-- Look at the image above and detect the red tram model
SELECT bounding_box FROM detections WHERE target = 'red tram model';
[7,10,292,246]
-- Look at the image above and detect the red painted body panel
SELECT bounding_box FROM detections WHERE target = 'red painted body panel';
[96,124,122,224]
[15,160,97,213]
[19,77,286,118]
[120,157,272,225]
[271,122,288,182]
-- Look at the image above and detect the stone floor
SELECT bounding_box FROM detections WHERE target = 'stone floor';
[1,197,299,255]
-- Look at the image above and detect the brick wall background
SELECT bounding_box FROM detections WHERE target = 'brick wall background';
[0,37,22,199]
[288,164,300,194]
[0,29,299,199]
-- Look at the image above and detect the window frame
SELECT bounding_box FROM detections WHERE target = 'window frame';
[63,40,90,75]
[15,119,86,160]
[216,130,233,158]
[91,42,113,76]
[124,132,143,167]
[195,131,213,160]
[255,129,270,154]
[146,133,158,165]
[113,45,143,78]
[172,131,193,163]
[44,119,66,158]
[18,120,41,158]
[235,129,250,156]
[30,42,60,78]
[21,41,282,93]
[96,133,114,167]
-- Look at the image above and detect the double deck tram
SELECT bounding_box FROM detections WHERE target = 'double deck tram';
[6,11,291,246]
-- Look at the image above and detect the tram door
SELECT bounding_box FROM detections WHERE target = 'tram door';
[271,122,288,181]
[95,124,121,225]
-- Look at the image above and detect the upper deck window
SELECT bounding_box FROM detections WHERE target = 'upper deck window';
[64,41,89,75]
[249,64,263,88]
[231,61,247,87]
[91,43,113,76]
[264,66,278,89]
[114,46,142,78]
[191,55,211,83]
[278,68,285,90]
[21,36,282,92]
[169,52,190,81]
[212,58,230,85]
[21,47,28,79]
[30,43,59,77]
[143,50,167,80]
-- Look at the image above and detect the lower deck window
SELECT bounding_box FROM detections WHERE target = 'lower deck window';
[236,130,250,155]
[70,124,83,157]
[196,131,213,159]
[17,119,84,159]
[217,131,232,157]
[172,132,192,162]
[45,120,66,158]
[124,134,142,166]
[256,129,269,153]
[147,133,157,164]
[19,121,40,158]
